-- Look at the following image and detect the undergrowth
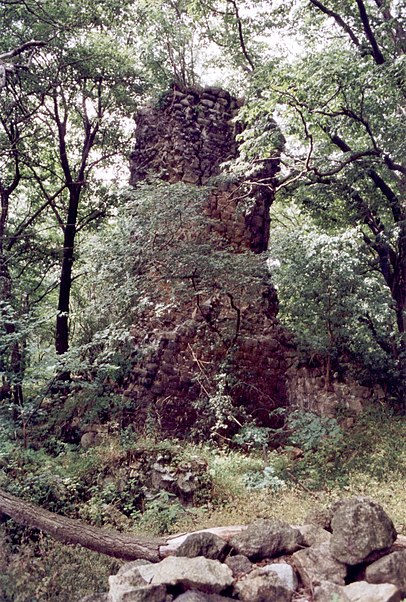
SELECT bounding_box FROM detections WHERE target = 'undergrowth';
[0,406,405,601]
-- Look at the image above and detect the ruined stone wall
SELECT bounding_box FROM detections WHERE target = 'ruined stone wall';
[286,364,385,418]
[130,84,275,254]
[124,84,292,436]
[130,86,241,186]
[124,84,377,436]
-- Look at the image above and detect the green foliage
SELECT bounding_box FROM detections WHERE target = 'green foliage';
[269,208,398,384]
[230,0,405,382]
[135,491,186,535]
[286,410,343,453]
[81,476,144,526]
[0,530,119,602]
[233,424,271,449]
[1,1,405,598]
[132,0,202,88]
[242,465,286,492]
[286,406,405,490]
[337,407,406,481]
[0,408,405,599]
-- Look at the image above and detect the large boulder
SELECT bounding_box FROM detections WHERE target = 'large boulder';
[229,519,303,560]
[234,569,293,602]
[366,550,406,595]
[330,497,397,565]
[292,542,347,587]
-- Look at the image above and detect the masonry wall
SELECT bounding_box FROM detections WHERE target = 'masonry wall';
[124,84,375,436]
[124,84,293,435]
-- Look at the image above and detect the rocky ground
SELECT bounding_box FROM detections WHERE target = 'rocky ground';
[80,496,406,602]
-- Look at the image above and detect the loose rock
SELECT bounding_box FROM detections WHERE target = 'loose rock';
[81,497,405,602]
[223,554,252,577]
[296,524,331,547]
[261,563,298,591]
[109,581,167,602]
[330,497,397,565]
[235,569,293,602]
[313,581,350,602]
[304,508,332,531]
[137,557,233,594]
[109,571,147,592]
[343,581,401,602]
[366,550,406,595]
[229,519,303,560]
[173,593,234,601]
[117,560,152,576]
[175,532,228,561]
[292,542,347,587]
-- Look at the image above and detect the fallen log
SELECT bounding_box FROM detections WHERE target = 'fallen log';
[0,487,247,561]
[0,487,163,562]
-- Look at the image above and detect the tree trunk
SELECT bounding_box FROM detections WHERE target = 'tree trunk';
[0,190,10,301]
[0,487,163,562]
[0,189,24,406]
[55,186,80,356]
[394,222,406,338]
[0,487,247,561]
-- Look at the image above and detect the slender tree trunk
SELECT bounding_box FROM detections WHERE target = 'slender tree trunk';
[55,186,80,356]
[0,189,24,405]
[0,190,10,300]
[394,222,406,407]
[394,222,406,337]
[0,204,10,399]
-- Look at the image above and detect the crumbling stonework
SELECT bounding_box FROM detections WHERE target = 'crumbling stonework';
[124,83,377,436]
[286,364,385,418]
[130,86,242,187]
[124,83,290,435]
[130,84,276,254]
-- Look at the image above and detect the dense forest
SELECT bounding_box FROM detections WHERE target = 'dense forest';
[0,0,405,600]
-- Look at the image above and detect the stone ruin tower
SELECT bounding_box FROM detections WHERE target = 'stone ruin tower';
[125,83,293,436]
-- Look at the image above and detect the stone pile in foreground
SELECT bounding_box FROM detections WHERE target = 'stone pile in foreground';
[81,497,406,602]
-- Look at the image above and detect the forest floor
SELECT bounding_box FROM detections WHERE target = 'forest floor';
[0,406,405,601]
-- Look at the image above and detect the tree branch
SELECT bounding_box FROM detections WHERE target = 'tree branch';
[328,132,403,223]
[0,40,46,61]
[373,0,406,52]
[354,0,385,64]
[8,185,67,251]
[308,0,364,51]
[228,0,255,72]
[76,208,106,232]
